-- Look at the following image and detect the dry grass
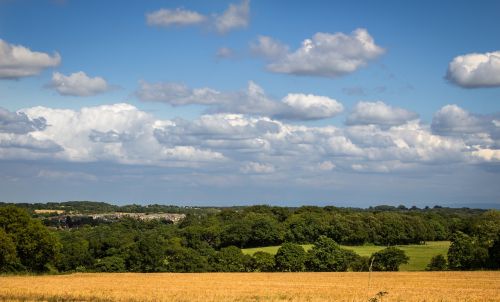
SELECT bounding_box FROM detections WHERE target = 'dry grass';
[1,272,499,302]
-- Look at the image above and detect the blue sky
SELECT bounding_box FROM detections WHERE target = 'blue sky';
[0,0,499,207]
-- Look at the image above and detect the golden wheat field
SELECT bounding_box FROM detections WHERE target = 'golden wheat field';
[0,272,499,302]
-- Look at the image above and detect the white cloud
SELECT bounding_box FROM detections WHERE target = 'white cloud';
[472,149,500,162]
[20,103,225,165]
[0,107,46,134]
[0,39,60,79]
[431,104,483,134]
[136,81,221,106]
[431,104,500,150]
[279,93,344,120]
[50,71,110,96]
[136,81,343,120]
[146,0,250,34]
[446,51,500,88]
[346,101,418,126]
[240,162,275,174]
[146,8,207,27]
[0,133,62,153]
[253,29,384,78]
[251,36,289,59]
[0,102,493,182]
[215,0,250,33]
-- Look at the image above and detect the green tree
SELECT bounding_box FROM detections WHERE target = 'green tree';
[126,230,169,272]
[275,242,306,272]
[305,235,356,272]
[246,213,284,247]
[284,212,329,243]
[447,232,488,270]
[165,244,211,272]
[250,251,275,272]
[426,254,447,271]
[0,228,19,272]
[94,255,126,272]
[0,206,61,272]
[349,256,370,272]
[57,231,93,272]
[212,246,249,272]
[370,247,409,271]
[488,235,500,269]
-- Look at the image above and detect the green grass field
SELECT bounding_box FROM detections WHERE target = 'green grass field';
[242,241,450,271]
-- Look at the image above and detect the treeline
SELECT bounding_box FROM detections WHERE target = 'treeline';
[0,204,499,273]
[178,205,493,247]
[0,201,215,215]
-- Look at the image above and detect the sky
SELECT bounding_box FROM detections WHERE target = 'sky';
[0,0,499,207]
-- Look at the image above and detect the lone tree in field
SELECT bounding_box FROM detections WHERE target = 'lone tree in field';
[275,242,306,272]
[370,247,409,271]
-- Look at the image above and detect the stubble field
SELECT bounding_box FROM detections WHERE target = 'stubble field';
[1,271,499,302]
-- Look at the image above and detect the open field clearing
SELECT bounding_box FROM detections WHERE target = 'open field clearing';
[242,241,451,271]
[1,271,499,302]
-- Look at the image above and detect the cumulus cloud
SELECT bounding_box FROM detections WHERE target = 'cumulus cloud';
[252,28,384,78]
[20,103,225,165]
[278,93,343,120]
[2,103,499,203]
[446,51,500,88]
[346,101,418,126]
[146,0,250,34]
[0,102,495,185]
[137,81,343,120]
[472,149,500,162]
[432,105,483,135]
[0,107,46,134]
[49,71,110,96]
[0,39,60,79]
[431,105,500,151]
[214,0,250,33]
[146,8,207,27]
[0,134,62,153]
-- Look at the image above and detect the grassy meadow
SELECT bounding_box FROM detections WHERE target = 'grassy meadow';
[242,241,451,271]
[1,271,499,302]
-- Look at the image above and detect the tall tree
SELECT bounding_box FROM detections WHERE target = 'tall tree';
[370,247,409,271]
[275,243,306,272]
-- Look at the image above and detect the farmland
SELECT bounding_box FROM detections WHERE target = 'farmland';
[243,241,451,271]
[1,272,499,302]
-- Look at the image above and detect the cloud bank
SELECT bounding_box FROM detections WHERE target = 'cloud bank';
[136,81,344,121]
[0,103,495,173]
